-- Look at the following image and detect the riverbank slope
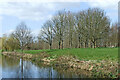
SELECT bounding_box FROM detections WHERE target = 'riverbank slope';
[1,48,118,78]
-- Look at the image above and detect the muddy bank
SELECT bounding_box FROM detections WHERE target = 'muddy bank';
[2,52,118,78]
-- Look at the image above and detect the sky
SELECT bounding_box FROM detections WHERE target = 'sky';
[0,0,119,37]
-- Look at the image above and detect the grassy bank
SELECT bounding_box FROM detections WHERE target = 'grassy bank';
[23,48,118,61]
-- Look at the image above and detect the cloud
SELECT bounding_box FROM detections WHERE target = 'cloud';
[4,29,14,36]
[8,29,14,33]
[88,0,119,10]
[0,2,82,21]
[0,2,83,21]
[87,0,119,23]
[32,29,40,37]
[0,0,119,21]
[0,2,55,21]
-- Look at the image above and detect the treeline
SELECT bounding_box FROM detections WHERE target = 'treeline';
[1,8,118,51]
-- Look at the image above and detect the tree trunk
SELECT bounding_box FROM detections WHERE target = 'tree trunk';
[88,40,91,48]
[85,41,87,48]
[84,42,85,48]
[78,36,80,48]
[69,39,70,48]
[50,43,52,50]
[62,40,63,49]
[81,42,83,48]
[21,57,23,78]
[71,37,72,48]
[93,41,96,48]
[22,49,23,53]
[91,42,93,48]
[59,41,61,49]
[21,45,23,53]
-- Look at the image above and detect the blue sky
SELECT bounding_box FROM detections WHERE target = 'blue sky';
[0,0,119,37]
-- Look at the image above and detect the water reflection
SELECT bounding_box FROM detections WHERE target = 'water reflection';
[1,55,87,78]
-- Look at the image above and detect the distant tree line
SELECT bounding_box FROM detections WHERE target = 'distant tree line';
[1,8,118,51]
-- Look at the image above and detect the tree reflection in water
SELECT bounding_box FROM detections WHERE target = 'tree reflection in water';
[2,55,87,78]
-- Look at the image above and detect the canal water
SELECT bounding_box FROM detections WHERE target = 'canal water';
[0,54,88,78]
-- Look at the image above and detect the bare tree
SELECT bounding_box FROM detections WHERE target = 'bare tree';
[88,8,110,48]
[40,20,54,49]
[66,11,75,48]
[52,10,67,49]
[52,16,61,49]
[76,8,110,48]
[12,22,33,52]
[75,10,89,48]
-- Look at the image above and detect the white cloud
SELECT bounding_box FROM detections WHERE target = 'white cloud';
[8,29,14,33]
[4,29,14,36]
[32,29,40,37]
[88,0,119,10]
[0,2,55,21]
[0,0,119,21]
[87,0,119,23]
[0,2,82,21]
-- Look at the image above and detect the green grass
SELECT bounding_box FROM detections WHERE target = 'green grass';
[23,48,118,61]
[23,49,52,54]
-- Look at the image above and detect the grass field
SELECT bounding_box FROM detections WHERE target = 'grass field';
[23,48,118,61]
